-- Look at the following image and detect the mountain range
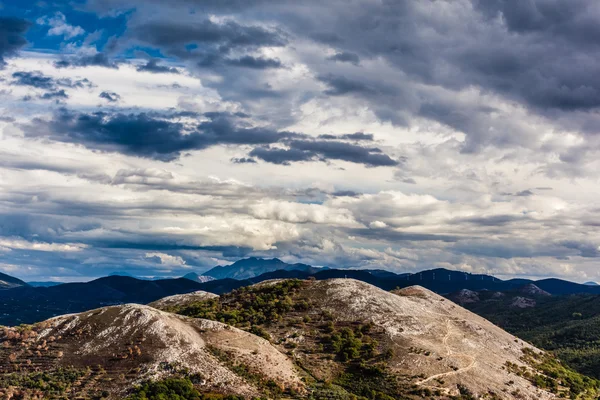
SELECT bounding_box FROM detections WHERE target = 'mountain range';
[3,258,600,326]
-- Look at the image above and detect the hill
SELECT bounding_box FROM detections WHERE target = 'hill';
[148,290,218,309]
[168,278,598,399]
[0,304,303,399]
[0,272,28,290]
[202,257,326,280]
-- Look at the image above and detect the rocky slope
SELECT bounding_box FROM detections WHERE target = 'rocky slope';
[170,279,598,399]
[148,290,218,310]
[0,304,303,399]
[3,278,597,399]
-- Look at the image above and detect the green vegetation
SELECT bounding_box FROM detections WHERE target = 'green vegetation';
[125,377,248,400]
[172,280,306,333]
[466,293,600,380]
[0,367,86,396]
[174,280,410,399]
[505,348,600,399]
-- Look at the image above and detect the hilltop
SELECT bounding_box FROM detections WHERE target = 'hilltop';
[168,278,598,399]
[0,304,303,399]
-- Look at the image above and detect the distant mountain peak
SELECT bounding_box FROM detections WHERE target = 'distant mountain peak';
[202,257,324,280]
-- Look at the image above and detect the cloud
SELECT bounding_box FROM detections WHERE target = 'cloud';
[225,55,283,69]
[136,59,180,74]
[327,51,360,65]
[318,74,380,96]
[249,139,398,167]
[99,91,121,102]
[54,53,120,69]
[0,17,30,68]
[39,89,68,100]
[129,18,286,69]
[0,238,87,252]
[36,12,85,39]
[11,71,93,90]
[231,157,257,164]
[318,132,374,141]
[22,107,398,167]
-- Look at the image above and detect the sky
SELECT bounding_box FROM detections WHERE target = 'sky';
[1,0,600,283]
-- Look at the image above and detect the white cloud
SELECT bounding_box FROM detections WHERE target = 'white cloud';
[37,12,85,40]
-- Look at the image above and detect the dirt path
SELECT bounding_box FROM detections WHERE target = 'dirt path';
[415,318,476,387]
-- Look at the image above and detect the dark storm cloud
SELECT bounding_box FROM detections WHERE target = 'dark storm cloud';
[99,91,121,102]
[331,190,360,197]
[225,55,283,69]
[327,51,360,65]
[307,0,600,115]
[292,140,397,166]
[250,140,398,167]
[27,110,207,162]
[318,74,380,96]
[129,18,286,69]
[231,157,257,164]
[23,108,398,166]
[318,132,374,141]
[54,53,120,69]
[12,71,92,102]
[0,17,30,68]
[12,71,54,89]
[39,90,68,100]
[249,147,314,165]
[136,58,180,74]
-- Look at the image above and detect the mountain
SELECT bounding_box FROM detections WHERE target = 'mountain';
[182,271,215,283]
[0,276,204,325]
[202,257,327,280]
[26,281,64,287]
[4,263,600,327]
[584,281,599,286]
[167,278,597,399]
[0,304,303,399]
[0,271,28,290]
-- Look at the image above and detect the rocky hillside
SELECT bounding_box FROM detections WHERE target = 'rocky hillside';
[3,278,598,399]
[170,279,599,399]
[0,304,303,399]
[148,290,218,309]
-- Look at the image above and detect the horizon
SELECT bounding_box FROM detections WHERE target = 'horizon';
[2,1,600,284]
[5,257,599,285]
